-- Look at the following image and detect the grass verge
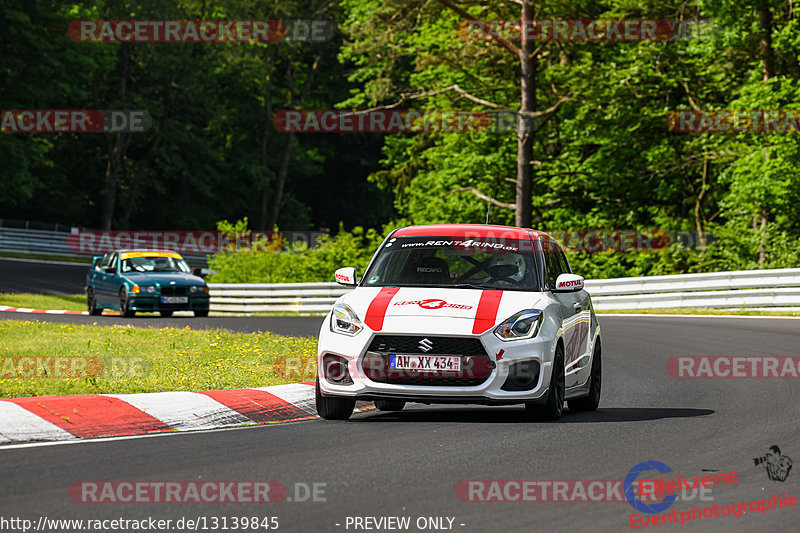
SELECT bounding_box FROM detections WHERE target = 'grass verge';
[0,293,87,311]
[597,308,800,317]
[0,321,317,398]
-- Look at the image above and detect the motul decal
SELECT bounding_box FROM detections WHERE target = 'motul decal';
[364,287,401,331]
[472,290,503,334]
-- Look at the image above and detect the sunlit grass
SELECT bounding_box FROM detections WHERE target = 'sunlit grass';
[0,321,317,398]
[0,293,87,311]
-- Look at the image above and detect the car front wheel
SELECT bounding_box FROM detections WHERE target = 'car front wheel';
[525,344,565,421]
[87,288,102,316]
[119,288,135,318]
[315,377,355,420]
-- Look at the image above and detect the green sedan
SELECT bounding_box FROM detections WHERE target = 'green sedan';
[85,250,210,317]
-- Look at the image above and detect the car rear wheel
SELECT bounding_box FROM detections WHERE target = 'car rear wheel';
[119,288,135,318]
[87,289,102,316]
[568,340,601,412]
[194,310,209,317]
[374,399,405,412]
[525,344,565,421]
[315,377,355,420]
[159,311,174,318]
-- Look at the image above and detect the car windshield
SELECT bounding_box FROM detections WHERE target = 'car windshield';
[121,255,191,273]
[362,236,541,291]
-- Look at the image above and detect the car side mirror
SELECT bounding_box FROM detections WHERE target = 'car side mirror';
[193,267,206,278]
[334,267,357,287]
[553,273,584,292]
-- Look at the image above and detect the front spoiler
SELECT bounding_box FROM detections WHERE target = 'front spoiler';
[352,389,551,406]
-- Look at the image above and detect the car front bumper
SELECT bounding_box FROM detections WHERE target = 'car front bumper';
[317,317,558,404]
[127,295,210,312]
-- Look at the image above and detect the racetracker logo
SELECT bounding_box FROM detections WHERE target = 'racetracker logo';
[69,481,325,503]
[66,230,325,255]
[668,110,800,133]
[272,110,523,133]
[68,20,335,43]
[666,356,800,378]
[457,19,717,42]
[1,110,151,133]
[456,479,683,502]
[0,356,104,379]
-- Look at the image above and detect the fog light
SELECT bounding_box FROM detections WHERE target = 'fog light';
[323,355,352,385]
[501,361,540,391]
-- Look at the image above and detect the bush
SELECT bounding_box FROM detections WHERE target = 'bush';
[207,220,385,283]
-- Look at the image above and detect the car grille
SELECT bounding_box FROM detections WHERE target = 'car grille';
[160,286,187,296]
[367,335,486,356]
[363,335,492,387]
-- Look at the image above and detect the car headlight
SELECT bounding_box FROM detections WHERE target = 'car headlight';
[330,303,363,336]
[143,285,158,293]
[190,285,209,294]
[494,309,544,341]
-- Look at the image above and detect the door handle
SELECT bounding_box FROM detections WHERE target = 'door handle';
[573,302,582,314]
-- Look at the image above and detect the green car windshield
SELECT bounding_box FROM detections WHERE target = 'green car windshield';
[121,255,192,274]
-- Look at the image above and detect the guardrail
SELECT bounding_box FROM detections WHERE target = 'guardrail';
[0,227,209,267]
[209,282,346,314]
[208,268,800,315]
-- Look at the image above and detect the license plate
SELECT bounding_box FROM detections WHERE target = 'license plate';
[161,296,188,304]
[389,354,461,372]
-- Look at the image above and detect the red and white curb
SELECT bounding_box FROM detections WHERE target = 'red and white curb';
[0,305,88,315]
[0,382,372,445]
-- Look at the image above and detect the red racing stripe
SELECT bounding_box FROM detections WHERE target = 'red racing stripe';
[364,287,400,331]
[472,290,503,334]
[10,395,173,438]
[198,388,311,423]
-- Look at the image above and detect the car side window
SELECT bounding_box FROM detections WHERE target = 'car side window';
[557,248,572,275]
[99,253,111,269]
[108,253,118,272]
[542,241,562,289]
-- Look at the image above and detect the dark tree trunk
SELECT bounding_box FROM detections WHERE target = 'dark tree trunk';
[515,1,536,228]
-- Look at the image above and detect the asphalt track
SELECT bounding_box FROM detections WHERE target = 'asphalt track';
[2,315,799,532]
[0,257,88,295]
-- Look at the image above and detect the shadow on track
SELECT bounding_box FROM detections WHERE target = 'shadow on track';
[350,406,714,424]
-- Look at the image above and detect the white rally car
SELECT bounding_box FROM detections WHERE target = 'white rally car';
[315,224,602,421]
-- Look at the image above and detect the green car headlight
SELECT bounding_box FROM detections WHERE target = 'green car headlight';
[494,310,544,341]
[143,285,158,294]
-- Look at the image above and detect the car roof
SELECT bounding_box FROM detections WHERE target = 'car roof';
[113,249,181,254]
[391,224,549,240]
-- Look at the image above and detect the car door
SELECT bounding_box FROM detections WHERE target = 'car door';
[92,253,112,304]
[542,239,583,387]
[557,246,591,374]
[96,252,120,304]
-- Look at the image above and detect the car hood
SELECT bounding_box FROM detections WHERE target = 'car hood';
[341,286,545,334]
[121,272,203,285]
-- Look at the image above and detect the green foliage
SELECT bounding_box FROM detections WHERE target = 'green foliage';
[207,220,385,283]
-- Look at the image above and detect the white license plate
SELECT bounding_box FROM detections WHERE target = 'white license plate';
[389,354,461,372]
[161,296,188,304]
